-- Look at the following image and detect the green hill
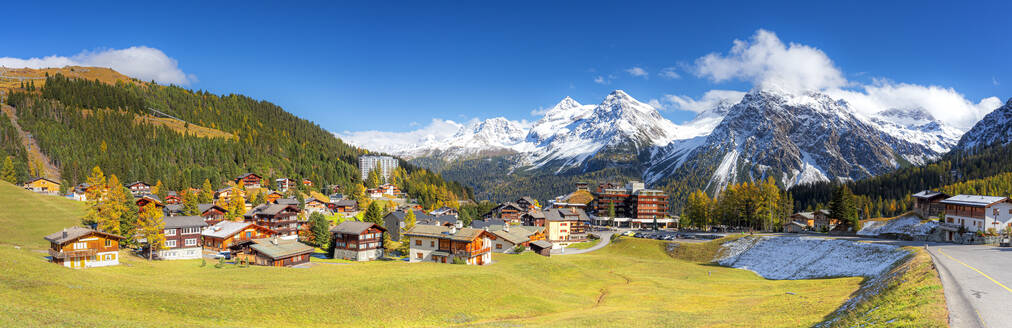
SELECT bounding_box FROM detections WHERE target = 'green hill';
[1,71,470,207]
[0,181,82,249]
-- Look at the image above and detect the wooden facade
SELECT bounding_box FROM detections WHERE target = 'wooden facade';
[201,222,276,252]
[45,227,124,269]
[235,173,263,189]
[245,204,303,237]
[23,177,60,194]
[330,221,386,261]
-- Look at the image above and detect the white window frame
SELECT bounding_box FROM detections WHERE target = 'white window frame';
[73,242,87,250]
[184,238,198,246]
[164,229,177,236]
[165,240,177,248]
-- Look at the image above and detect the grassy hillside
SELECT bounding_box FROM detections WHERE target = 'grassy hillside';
[0,190,865,327]
[0,182,82,249]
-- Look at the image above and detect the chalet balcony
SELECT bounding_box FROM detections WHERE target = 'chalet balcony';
[454,247,491,258]
[49,249,97,259]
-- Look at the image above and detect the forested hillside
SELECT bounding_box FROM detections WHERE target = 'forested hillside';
[790,142,1012,218]
[1,71,470,206]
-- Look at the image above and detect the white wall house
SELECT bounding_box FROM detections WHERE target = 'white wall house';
[941,195,1012,233]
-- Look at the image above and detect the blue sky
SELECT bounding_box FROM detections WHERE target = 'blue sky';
[1,1,1009,138]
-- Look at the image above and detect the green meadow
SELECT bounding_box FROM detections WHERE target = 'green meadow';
[0,182,939,327]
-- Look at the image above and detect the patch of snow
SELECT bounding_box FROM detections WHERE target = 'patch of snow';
[707,148,739,191]
[716,236,908,280]
[857,215,937,237]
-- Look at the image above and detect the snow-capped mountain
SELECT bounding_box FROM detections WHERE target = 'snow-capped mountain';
[648,88,945,191]
[393,117,531,160]
[521,90,680,173]
[955,98,1012,150]
[346,88,967,193]
[867,108,963,154]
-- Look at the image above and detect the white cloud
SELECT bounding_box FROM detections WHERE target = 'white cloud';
[0,46,195,85]
[530,106,551,116]
[625,67,648,78]
[690,29,1001,130]
[659,67,680,79]
[994,77,1000,86]
[660,90,747,113]
[594,75,609,84]
[825,81,1002,130]
[336,119,465,153]
[694,29,848,92]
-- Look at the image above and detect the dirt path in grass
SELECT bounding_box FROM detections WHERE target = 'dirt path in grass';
[1,104,60,180]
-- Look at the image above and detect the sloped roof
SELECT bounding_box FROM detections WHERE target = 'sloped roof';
[385,210,434,222]
[511,225,545,236]
[404,225,489,242]
[44,227,123,244]
[235,173,261,180]
[249,238,313,259]
[530,240,552,249]
[199,203,226,214]
[492,229,530,244]
[25,177,60,185]
[330,221,386,235]
[274,198,300,206]
[471,218,506,230]
[332,199,357,207]
[942,195,1009,207]
[202,221,254,238]
[545,208,589,221]
[912,190,948,199]
[164,204,184,214]
[164,216,208,229]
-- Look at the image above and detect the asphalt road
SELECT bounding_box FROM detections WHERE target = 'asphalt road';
[552,232,613,255]
[925,244,1012,328]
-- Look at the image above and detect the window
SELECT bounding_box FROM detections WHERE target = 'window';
[430,241,435,247]
[496,244,502,249]
[73,242,87,250]
[416,252,422,259]
[165,240,177,247]
[104,239,111,247]
[415,239,421,246]
[185,238,197,246]
[164,229,176,236]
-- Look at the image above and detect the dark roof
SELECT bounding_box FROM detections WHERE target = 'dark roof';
[385,210,434,222]
[136,194,162,204]
[912,190,948,199]
[518,196,536,204]
[274,198,300,206]
[164,204,184,214]
[330,221,386,235]
[491,229,529,244]
[248,238,313,259]
[215,187,233,194]
[530,240,552,249]
[125,181,150,187]
[235,173,261,180]
[25,177,60,185]
[164,216,208,229]
[544,208,589,221]
[198,203,226,214]
[44,227,123,244]
[471,218,506,230]
[332,199,357,207]
[419,215,457,226]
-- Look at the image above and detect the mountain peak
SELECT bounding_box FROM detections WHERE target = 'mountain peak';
[552,96,582,111]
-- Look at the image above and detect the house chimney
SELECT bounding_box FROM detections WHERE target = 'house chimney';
[449,225,457,235]
[455,220,463,229]
[272,235,278,245]
[504,224,510,233]
[62,228,68,238]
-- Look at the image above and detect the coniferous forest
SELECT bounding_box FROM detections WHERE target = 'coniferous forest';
[2,74,471,206]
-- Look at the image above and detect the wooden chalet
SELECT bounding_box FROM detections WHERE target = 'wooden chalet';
[164,191,181,204]
[44,227,124,269]
[72,183,95,201]
[244,204,303,237]
[234,173,263,189]
[329,199,357,213]
[160,216,207,260]
[136,195,165,211]
[302,178,313,187]
[429,206,458,217]
[516,196,538,211]
[198,204,228,224]
[23,177,60,194]
[264,191,283,204]
[529,240,552,257]
[405,224,494,265]
[234,237,313,267]
[214,187,238,201]
[201,221,276,252]
[304,197,331,214]
[913,190,949,218]
[330,221,386,261]
[126,181,151,195]
[484,202,525,223]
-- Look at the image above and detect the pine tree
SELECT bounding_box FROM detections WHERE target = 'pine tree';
[364,201,383,225]
[138,202,166,260]
[119,185,140,245]
[309,212,330,248]
[199,179,214,204]
[367,163,382,188]
[1,156,16,183]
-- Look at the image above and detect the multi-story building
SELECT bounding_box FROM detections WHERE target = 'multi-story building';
[160,216,206,260]
[405,223,493,265]
[940,195,1012,233]
[243,204,303,238]
[201,221,276,252]
[359,155,399,181]
[912,190,949,218]
[23,177,61,194]
[544,208,590,247]
[125,181,151,195]
[592,181,669,219]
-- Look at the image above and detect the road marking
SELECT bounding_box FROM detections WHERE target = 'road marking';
[938,248,1012,293]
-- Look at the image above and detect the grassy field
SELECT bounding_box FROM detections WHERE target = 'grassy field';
[566,238,601,249]
[135,115,235,139]
[0,182,876,327]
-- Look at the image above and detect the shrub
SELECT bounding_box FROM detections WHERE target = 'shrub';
[512,245,525,254]
[199,259,206,267]
[451,257,466,265]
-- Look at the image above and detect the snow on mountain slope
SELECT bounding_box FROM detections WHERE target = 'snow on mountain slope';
[394,117,532,160]
[866,108,963,154]
[521,90,681,172]
[955,98,1012,150]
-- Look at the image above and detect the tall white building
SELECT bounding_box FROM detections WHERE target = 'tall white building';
[359,155,399,181]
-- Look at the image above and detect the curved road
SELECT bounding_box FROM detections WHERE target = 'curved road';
[926,244,1012,328]
[551,232,614,255]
